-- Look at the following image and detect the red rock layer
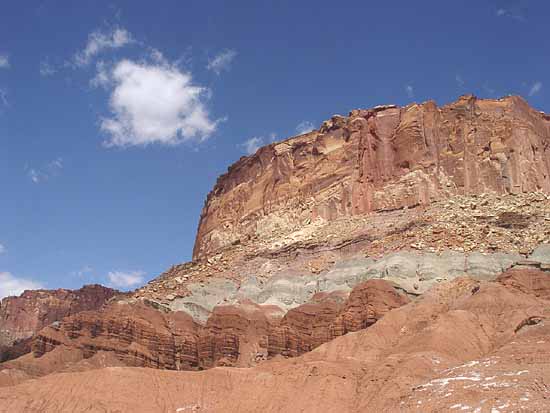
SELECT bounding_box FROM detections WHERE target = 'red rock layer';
[0,284,118,353]
[193,95,550,259]
[30,280,408,371]
[1,269,549,412]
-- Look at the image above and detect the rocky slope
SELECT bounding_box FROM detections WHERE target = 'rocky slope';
[0,269,548,412]
[0,285,118,362]
[134,208,550,324]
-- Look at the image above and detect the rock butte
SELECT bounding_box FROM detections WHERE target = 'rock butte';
[1,95,550,412]
[194,95,550,259]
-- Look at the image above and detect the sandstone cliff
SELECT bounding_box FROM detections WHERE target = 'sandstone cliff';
[194,95,550,259]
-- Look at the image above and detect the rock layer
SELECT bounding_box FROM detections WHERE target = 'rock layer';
[161,246,540,322]
[1,269,548,412]
[194,95,550,259]
[29,280,407,371]
[0,285,118,349]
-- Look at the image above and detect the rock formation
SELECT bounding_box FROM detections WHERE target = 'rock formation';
[27,280,408,371]
[194,95,550,259]
[0,285,118,361]
[1,95,550,412]
[1,269,548,412]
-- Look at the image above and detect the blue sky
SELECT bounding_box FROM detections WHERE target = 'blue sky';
[0,0,548,296]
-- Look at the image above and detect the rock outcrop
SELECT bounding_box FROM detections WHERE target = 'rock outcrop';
[28,280,407,371]
[0,285,118,361]
[194,95,550,259]
[146,245,546,322]
[1,269,548,412]
[2,95,550,412]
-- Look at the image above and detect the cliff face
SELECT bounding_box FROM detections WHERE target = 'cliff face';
[0,285,118,353]
[194,95,550,259]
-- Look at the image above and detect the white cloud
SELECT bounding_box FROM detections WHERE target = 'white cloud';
[100,59,217,147]
[207,49,237,75]
[107,270,145,288]
[39,60,56,76]
[0,272,43,299]
[0,244,5,254]
[496,8,506,16]
[241,136,264,155]
[295,121,315,135]
[528,81,542,96]
[0,55,9,69]
[74,27,133,67]
[405,84,414,98]
[455,74,465,88]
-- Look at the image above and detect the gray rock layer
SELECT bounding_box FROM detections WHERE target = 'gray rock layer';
[168,246,549,322]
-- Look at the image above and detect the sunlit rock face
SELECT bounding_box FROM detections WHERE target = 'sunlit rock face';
[0,285,118,353]
[193,95,550,259]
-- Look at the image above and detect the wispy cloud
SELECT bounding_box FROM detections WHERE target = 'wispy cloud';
[74,27,133,67]
[405,84,414,98]
[108,270,144,288]
[296,121,315,135]
[28,168,42,184]
[90,60,110,88]
[528,81,542,96]
[26,158,63,184]
[495,7,526,21]
[455,74,465,88]
[0,272,43,299]
[241,136,264,155]
[207,49,237,75]
[239,133,278,155]
[72,265,93,279]
[39,60,57,76]
[0,54,9,69]
[0,243,5,254]
[0,88,8,107]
